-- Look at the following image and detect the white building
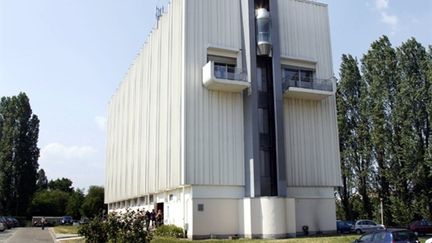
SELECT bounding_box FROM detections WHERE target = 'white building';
[105,0,341,239]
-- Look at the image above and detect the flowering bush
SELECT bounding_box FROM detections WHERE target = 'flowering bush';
[78,209,152,243]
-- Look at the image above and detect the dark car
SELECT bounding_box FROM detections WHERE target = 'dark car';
[0,217,13,229]
[352,229,419,243]
[7,217,19,227]
[61,216,73,225]
[337,220,353,233]
[408,219,432,236]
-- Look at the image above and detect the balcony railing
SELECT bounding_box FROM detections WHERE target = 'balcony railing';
[282,77,335,100]
[202,61,250,92]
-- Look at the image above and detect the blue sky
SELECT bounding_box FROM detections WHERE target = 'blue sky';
[0,0,431,191]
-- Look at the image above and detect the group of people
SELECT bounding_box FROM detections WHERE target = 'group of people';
[144,209,163,229]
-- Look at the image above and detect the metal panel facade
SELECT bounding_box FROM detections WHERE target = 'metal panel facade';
[278,0,341,187]
[105,0,184,203]
[183,0,245,186]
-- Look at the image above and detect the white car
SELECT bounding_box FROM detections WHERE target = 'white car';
[352,220,385,234]
[0,222,5,232]
[425,237,432,243]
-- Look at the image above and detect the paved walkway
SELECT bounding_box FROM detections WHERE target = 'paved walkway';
[2,227,53,243]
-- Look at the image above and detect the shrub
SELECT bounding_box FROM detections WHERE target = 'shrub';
[78,216,107,243]
[78,209,152,243]
[154,224,184,238]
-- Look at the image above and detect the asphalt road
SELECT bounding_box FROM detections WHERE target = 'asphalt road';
[0,227,53,243]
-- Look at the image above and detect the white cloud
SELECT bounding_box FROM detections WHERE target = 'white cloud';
[41,142,97,161]
[375,0,389,10]
[381,11,398,30]
[94,116,107,131]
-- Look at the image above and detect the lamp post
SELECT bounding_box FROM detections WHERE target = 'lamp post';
[380,198,384,225]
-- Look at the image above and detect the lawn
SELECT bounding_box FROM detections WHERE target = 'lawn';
[152,235,359,243]
[53,225,80,234]
[151,235,431,243]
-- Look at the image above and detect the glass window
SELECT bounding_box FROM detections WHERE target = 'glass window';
[258,108,269,133]
[373,232,387,241]
[300,70,313,82]
[359,233,373,241]
[257,68,268,92]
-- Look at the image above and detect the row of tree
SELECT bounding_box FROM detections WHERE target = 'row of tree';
[30,176,105,219]
[336,36,432,226]
[0,93,105,219]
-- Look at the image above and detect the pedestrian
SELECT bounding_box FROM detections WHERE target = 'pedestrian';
[145,210,151,230]
[150,209,156,228]
[41,217,46,230]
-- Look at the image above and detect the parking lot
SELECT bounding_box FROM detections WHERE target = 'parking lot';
[0,227,53,243]
[0,228,17,243]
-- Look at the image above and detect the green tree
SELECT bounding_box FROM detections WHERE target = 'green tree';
[66,189,85,219]
[0,93,40,216]
[337,54,363,220]
[28,189,70,216]
[361,36,397,225]
[49,177,73,192]
[390,38,431,225]
[81,186,106,218]
[36,168,48,191]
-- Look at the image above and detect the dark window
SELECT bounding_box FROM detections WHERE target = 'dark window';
[359,233,373,241]
[197,204,204,212]
[282,67,314,83]
[373,232,387,241]
[393,231,417,241]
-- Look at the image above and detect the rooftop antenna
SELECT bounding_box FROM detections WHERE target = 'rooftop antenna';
[155,5,164,28]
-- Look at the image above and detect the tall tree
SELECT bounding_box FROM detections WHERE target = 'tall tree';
[0,93,40,216]
[391,38,431,225]
[361,36,397,225]
[36,168,48,191]
[337,54,373,219]
[81,186,106,218]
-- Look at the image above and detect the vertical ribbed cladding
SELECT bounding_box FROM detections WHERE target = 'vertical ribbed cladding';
[183,0,245,186]
[277,0,341,187]
[105,0,184,204]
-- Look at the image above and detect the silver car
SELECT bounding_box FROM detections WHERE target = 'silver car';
[352,220,385,234]
[0,222,5,232]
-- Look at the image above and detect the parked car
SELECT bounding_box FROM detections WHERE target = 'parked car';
[352,220,385,234]
[79,217,89,225]
[0,217,12,229]
[7,217,19,227]
[408,219,432,236]
[337,220,353,233]
[61,216,73,225]
[0,222,5,232]
[352,229,419,243]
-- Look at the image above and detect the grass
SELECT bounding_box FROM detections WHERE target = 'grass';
[53,225,80,234]
[151,235,359,243]
[151,234,432,243]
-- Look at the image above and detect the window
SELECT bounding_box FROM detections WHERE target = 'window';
[197,204,204,212]
[208,55,237,80]
[359,233,373,241]
[282,67,314,83]
[373,232,387,241]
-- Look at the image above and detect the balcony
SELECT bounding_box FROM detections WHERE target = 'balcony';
[283,77,335,100]
[202,61,250,92]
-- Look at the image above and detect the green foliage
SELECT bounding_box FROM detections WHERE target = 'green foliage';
[78,216,108,243]
[28,189,70,216]
[79,210,153,243]
[81,186,106,218]
[154,224,184,238]
[0,92,40,216]
[36,169,48,191]
[337,36,432,226]
[66,189,84,219]
[49,178,74,192]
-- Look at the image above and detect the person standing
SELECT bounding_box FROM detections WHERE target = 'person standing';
[150,209,156,228]
[41,217,46,230]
